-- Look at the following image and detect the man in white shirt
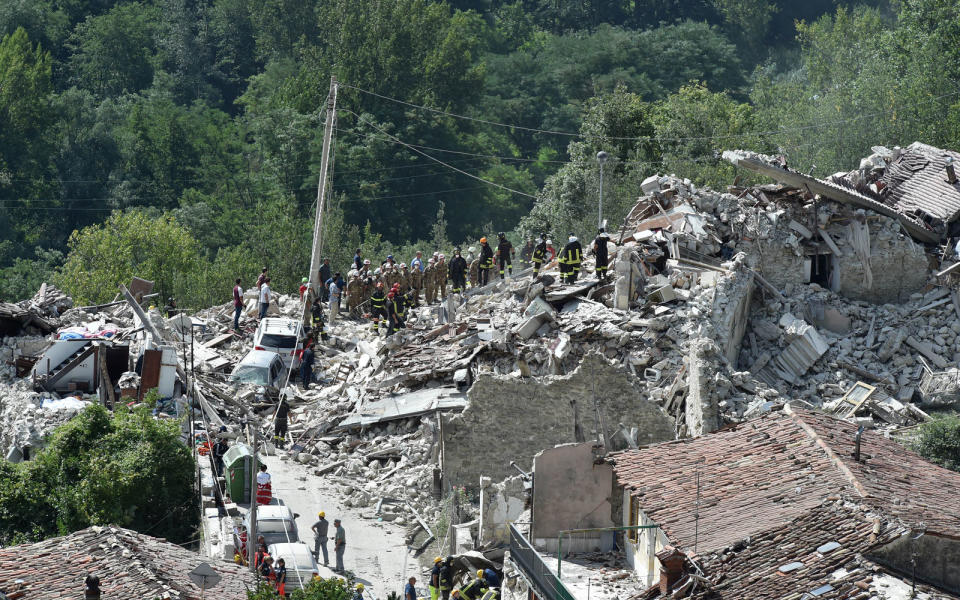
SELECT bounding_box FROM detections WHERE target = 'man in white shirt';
[258,278,271,320]
[329,276,341,324]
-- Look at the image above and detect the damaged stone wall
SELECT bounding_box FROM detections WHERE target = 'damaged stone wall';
[442,353,674,488]
[709,261,755,365]
[754,216,927,304]
[479,475,526,546]
[532,442,614,553]
[685,338,724,436]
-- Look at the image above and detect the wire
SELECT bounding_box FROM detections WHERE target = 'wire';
[341,81,960,142]
[342,108,537,199]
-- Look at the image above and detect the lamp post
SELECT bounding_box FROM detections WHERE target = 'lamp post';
[596,151,609,229]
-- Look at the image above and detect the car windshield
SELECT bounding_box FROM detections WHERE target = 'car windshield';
[259,519,296,534]
[229,365,269,385]
[259,333,297,349]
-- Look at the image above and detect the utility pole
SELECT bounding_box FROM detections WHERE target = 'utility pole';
[307,76,339,304]
[247,421,258,573]
[597,151,609,229]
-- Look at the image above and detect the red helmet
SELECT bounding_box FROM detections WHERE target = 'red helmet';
[387,291,395,299]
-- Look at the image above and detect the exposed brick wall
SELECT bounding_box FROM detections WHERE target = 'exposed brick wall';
[442,353,675,488]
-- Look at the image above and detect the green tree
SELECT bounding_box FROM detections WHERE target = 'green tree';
[0,404,197,545]
[58,211,203,306]
[247,574,353,599]
[66,3,159,98]
[911,415,960,473]
[0,246,62,301]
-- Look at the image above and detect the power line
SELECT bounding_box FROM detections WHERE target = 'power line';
[342,108,538,200]
[341,81,960,142]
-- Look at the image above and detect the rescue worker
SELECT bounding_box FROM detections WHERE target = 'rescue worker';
[274,396,290,447]
[436,254,448,298]
[390,287,406,333]
[496,232,514,279]
[448,248,467,294]
[593,228,610,281]
[353,583,365,600]
[386,290,400,336]
[360,258,372,278]
[399,263,411,293]
[469,255,479,288]
[458,571,488,600]
[478,237,494,286]
[439,557,454,600]
[429,556,443,600]
[346,275,362,314]
[370,282,387,333]
[164,297,178,318]
[383,254,396,269]
[560,233,583,284]
[409,259,423,305]
[311,511,330,564]
[531,233,547,278]
[520,237,534,268]
[424,258,436,304]
[465,246,476,263]
[311,297,325,332]
[545,239,556,261]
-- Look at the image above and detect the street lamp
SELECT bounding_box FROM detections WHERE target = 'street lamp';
[596,151,609,229]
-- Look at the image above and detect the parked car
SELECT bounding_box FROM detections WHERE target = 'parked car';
[245,504,300,547]
[267,542,321,595]
[254,317,303,368]
[228,350,285,389]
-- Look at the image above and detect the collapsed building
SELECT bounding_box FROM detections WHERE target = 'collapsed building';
[2,142,960,598]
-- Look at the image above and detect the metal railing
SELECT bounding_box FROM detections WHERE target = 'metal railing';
[509,524,577,600]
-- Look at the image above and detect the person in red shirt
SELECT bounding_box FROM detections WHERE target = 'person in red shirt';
[299,277,308,299]
[256,267,268,289]
[233,278,243,331]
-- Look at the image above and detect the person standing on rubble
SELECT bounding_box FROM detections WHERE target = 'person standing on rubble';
[386,290,401,335]
[429,556,443,600]
[436,254,448,298]
[439,557,454,600]
[468,253,479,288]
[319,258,332,302]
[478,237,494,286]
[333,518,346,572]
[328,272,342,324]
[423,259,436,304]
[405,576,418,600]
[311,511,330,564]
[592,228,610,281]
[257,267,268,289]
[449,248,467,294]
[354,249,363,271]
[164,297,178,318]
[520,236,534,268]
[496,232,514,279]
[274,396,290,447]
[409,260,423,305]
[300,340,315,390]
[311,297,325,334]
[232,278,244,331]
[560,234,582,284]
[531,233,547,278]
[370,282,388,333]
[411,250,424,273]
[258,278,271,320]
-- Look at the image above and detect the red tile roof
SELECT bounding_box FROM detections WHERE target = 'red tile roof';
[610,406,960,556]
[0,525,255,599]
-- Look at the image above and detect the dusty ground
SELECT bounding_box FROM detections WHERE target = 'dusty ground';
[263,453,418,599]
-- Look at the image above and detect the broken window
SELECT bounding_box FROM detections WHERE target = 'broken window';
[628,495,640,543]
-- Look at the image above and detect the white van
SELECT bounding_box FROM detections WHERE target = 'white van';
[254,318,303,368]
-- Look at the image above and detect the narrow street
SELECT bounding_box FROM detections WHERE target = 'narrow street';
[262,453,417,599]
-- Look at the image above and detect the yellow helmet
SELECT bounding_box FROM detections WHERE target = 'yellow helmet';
[356,583,365,591]
[434,556,443,564]
[318,511,325,517]
[477,570,485,579]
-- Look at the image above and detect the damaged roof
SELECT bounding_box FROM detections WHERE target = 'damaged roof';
[609,406,960,555]
[881,141,960,224]
[0,525,255,599]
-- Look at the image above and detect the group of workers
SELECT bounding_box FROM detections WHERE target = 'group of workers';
[417,557,501,600]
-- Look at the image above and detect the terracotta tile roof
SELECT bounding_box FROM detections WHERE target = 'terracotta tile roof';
[687,501,959,600]
[609,406,960,556]
[0,525,255,599]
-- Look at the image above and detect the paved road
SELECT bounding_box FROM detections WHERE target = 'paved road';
[263,453,416,599]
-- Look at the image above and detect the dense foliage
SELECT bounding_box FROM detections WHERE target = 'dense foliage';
[911,415,960,473]
[246,577,353,600]
[1,0,958,306]
[0,404,197,545]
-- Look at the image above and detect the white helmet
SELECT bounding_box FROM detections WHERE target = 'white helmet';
[438,253,445,259]
[546,239,552,245]
[569,235,577,242]
[468,246,475,252]
[400,262,407,268]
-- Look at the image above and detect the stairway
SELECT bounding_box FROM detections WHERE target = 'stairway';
[41,341,95,391]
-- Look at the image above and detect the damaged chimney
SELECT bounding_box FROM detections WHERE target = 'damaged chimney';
[853,425,864,462]
[945,157,957,184]
[656,546,687,595]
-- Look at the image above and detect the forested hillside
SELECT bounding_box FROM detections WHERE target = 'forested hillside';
[1,0,958,306]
